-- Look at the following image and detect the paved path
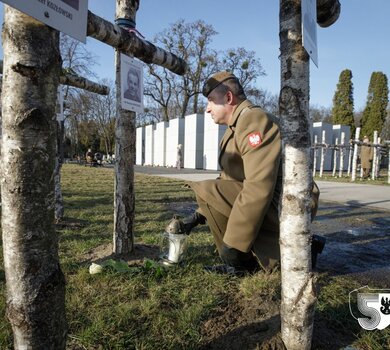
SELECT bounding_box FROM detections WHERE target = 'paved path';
[135,166,390,211]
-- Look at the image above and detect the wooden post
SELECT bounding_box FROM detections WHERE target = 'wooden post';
[113,0,138,254]
[339,132,345,177]
[332,138,338,177]
[347,142,353,177]
[313,135,318,177]
[371,131,378,180]
[351,127,360,181]
[319,130,326,178]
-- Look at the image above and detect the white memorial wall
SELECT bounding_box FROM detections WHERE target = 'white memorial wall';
[166,118,185,167]
[136,126,145,165]
[153,121,168,166]
[203,113,227,170]
[312,122,333,171]
[332,124,351,170]
[144,124,155,166]
[137,117,351,172]
[184,114,204,169]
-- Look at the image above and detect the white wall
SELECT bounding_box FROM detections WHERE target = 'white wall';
[332,124,351,171]
[166,118,185,167]
[312,122,333,171]
[203,113,227,170]
[153,121,168,166]
[136,126,145,165]
[184,114,204,169]
[144,124,155,166]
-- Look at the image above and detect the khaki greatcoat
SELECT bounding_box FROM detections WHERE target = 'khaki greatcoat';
[188,100,319,269]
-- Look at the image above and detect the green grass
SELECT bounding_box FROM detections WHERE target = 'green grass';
[0,164,389,349]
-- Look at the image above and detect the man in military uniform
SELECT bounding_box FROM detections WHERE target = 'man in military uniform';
[184,71,322,275]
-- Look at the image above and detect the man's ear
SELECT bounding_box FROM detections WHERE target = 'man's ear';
[226,90,234,104]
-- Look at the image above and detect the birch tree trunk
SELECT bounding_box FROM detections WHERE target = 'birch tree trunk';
[113,0,138,254]
[1,6,67,348]
[279,1,316,348]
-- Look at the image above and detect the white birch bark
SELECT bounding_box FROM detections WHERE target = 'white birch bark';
[279,1,316,348]
[87,10,186,75]
[113,0,137,254]
[1,6,66,348]
[351,127,360,182]
[60,72,109,95]
[332,138,338,177]
[319,130,326,178]
[339,132,345,177]
[371,131,378,180]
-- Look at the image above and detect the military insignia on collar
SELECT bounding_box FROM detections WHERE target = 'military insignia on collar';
[248,132,262,147]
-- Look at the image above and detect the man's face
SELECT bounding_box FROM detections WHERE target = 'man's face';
[205,89,231,125]
[128,72,139,92]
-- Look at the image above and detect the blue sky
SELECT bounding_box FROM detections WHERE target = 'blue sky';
[1,0,389,111]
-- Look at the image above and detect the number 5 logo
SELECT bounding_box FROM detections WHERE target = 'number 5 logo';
[349,286,390,330]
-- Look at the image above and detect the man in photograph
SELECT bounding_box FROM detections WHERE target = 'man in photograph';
[124,67,141,103]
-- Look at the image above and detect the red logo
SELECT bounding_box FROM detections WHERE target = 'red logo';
[248,132,262,147]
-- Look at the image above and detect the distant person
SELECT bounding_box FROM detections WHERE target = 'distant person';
[176,144,183,170]
[124,68,141,102]
[360,135,373,179]
[86,148,94,163]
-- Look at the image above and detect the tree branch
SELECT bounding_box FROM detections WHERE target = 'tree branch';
[87,11,187,75]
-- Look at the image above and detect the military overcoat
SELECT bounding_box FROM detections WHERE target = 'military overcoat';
[188,100,285,266]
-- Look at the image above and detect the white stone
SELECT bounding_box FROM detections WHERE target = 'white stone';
[166,118,185,167]
[136,126,145,165]
[184,114,204,169]
[203,112,227,170]
[153,121,168,167]
[144,124,155,166]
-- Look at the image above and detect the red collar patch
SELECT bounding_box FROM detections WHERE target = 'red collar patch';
[248,132,262,147]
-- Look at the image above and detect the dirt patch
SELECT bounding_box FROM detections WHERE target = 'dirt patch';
[171,200,390,350]
[199,292,283,350]
[80,242,160,266]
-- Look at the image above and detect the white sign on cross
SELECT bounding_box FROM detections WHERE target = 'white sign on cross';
[1,0,88,43]
[302,0,318,67]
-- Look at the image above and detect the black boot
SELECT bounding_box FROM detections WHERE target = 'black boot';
[204,244,259,276]
[182,211,206,234]
[311,234,326,269]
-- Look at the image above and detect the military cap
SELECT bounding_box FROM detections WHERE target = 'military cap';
[202,71,238,97]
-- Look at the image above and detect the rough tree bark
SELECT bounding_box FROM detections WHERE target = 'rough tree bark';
[279,1,316,348]
[1,6,67,349]
[113,0,138,254]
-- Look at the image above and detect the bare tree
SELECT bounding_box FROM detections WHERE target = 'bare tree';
[218,47,265,90]
[87,80,116,155]
[144,19,218,120]
[1,6,67,348]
